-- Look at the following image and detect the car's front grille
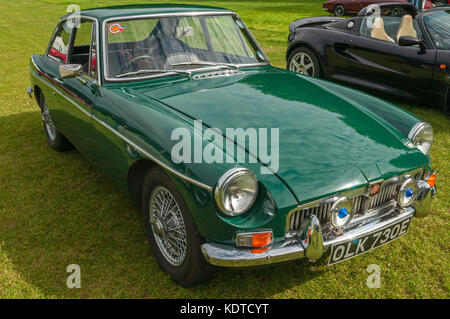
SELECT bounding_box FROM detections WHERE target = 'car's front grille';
[286,171,422,234]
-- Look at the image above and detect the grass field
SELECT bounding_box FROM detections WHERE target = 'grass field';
[0,0,449,298]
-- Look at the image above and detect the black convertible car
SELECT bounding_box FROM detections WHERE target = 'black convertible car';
[287,3,450,114]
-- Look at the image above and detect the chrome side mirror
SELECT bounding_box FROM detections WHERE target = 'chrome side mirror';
[59,64,82,79]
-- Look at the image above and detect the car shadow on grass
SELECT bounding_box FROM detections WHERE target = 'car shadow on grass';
[0,111,327,298]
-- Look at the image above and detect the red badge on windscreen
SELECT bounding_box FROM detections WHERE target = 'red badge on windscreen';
[109,23,125,34]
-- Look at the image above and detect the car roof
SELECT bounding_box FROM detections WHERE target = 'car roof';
[61,4,233,21]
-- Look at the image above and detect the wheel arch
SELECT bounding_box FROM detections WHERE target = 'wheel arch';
[334,3,345,11]
[33,85,43,109]
[127,158,158,206]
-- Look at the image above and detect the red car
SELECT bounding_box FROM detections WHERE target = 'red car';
[323,0,435,16]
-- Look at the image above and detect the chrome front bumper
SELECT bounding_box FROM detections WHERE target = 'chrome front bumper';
[201,184,435,267]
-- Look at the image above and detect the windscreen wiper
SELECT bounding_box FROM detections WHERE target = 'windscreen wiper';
[169,61,240,70]
[116,69,192,78]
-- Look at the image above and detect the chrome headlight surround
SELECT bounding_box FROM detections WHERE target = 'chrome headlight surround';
[408,122,433,156]
[214,168,258,216]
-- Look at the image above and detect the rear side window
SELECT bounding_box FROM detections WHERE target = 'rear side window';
[48,22,73,63]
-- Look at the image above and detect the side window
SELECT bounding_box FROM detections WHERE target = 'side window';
[48,22,73,63]
[71,20,98,78]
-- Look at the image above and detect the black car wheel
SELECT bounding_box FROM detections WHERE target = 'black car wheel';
[334,4,346,16]
[39,93,72,152]
[141,167,216,287]
[287,46,321,77]
[434,0,447,6]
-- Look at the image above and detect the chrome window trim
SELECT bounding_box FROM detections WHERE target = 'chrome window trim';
[45,16,102,86]
[91,115,213,192]
[101,11,270,82]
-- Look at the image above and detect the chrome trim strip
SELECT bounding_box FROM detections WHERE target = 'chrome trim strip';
[91,115,213,192]
[29,67,92,118]
[201,207,416,267]
[31,55,42,73]
[101,11,270,82]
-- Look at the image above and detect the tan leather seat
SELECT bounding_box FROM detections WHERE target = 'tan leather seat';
[371,17,395,43]
[396,14,417,42]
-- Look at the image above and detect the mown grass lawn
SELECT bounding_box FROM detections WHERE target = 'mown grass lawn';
[0,0,448,298]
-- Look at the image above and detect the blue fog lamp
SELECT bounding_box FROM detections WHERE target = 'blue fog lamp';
[338,208,348,218]
[405,188,414,198]
[330,197,353,228]
[398,178,418,208]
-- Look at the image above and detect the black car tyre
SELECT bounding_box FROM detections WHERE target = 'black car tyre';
[334,4,346,16]
[434,0,447,6]
[141,167,216,287]
[287,46,322,77]
[39,93,73,152]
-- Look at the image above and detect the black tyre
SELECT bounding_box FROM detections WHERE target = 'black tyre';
[141,167,216,287]
[287,46,322,78]
[434,0,447,7]
[334,4,346,16]
[39,93,72,152]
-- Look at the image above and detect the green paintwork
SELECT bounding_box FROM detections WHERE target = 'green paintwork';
[29,5,430,246]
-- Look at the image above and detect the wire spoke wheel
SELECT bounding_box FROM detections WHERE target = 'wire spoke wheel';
[149,186,187,266]
[41,101,56,141]
[289,52,315,76]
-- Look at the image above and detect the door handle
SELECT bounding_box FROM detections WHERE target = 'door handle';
[53,77,63,85]
[76,76,87,85]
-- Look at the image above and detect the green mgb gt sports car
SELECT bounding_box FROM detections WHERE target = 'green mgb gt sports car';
[28,4,436,286]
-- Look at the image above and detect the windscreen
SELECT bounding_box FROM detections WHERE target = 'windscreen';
[424,10,450,50]
[105,14,266,79]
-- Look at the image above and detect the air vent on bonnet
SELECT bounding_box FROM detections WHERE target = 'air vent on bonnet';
[193,69,242,79]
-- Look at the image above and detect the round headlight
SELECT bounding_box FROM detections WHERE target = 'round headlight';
[330,197,353,228]
[215,168,258,216]
[398,178,418,208]
[408,122,433,155]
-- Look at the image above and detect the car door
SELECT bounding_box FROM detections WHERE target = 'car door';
[343,12,436,98]
[44,18,100,160]
[59,19,100,159]
[423,10,450,107]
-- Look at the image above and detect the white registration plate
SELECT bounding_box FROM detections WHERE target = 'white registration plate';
[328,217,412,265]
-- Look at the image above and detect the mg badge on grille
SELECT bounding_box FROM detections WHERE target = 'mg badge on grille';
[370,184,381,196]
[366,180,383,197]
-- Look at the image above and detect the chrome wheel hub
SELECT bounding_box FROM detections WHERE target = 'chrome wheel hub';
[289,52,315,76]
[149,186,187,266]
